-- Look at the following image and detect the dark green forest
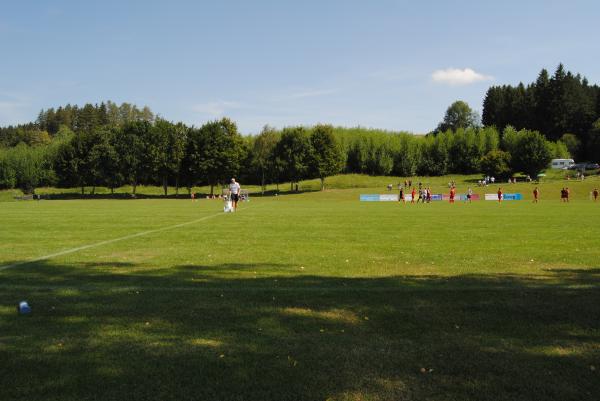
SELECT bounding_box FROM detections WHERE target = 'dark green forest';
[1,65,598,195]
[482,64,600,160]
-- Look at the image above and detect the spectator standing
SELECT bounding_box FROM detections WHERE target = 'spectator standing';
[229,178,241,211]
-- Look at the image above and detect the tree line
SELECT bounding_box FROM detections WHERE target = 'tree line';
[1,108,568,194]
[482,64,600,160]
[0,101,154,148]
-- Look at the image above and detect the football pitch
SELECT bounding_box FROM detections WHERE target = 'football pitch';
[1,185,599,401]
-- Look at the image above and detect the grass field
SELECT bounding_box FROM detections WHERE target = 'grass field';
[1,175,599,401]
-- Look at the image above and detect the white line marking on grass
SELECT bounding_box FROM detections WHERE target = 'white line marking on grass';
[0,205,256,272]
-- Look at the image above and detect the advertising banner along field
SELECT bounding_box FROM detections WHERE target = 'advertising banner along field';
[360,194,482,202]
[484,193,523,200]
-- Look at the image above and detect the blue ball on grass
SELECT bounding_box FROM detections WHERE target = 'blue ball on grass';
[18,301,31,315]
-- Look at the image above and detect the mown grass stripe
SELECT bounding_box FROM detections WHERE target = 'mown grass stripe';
[0,205,256,272]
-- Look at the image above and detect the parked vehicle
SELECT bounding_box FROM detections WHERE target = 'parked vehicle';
[550,158,575,169]
[568,162,599,170]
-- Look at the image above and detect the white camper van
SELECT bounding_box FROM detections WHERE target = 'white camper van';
[550,158,575,169]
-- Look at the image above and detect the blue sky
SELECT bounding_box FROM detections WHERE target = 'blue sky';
[1,0,599,134]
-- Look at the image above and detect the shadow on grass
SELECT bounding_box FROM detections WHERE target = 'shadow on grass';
[1,261,599,401]
[37,192,212,200]
[36,188,319,200]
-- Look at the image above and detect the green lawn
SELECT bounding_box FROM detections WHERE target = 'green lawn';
[1,175,599,401]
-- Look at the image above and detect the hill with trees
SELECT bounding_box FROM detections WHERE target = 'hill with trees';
[481,64,600,160]
[2,65,598,197]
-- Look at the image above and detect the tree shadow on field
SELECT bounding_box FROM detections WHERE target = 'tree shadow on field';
[0,261,599,401]
[38,192,223,200]
[38,189,319,201]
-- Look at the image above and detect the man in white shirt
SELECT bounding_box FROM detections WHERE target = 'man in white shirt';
[229,178,241,212]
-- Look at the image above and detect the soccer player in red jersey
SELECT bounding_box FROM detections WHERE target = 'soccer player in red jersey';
[449,187,455,203]
[533,187,539,203]
[593,188,599,202]
[411,187,416,203]
[497,187,503,203]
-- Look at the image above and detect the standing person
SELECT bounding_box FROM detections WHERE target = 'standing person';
[399,186,405,204]
[497,187,503,203]
[565,187,570,202]
[411,187,416,204]
[466,187,473,203]
[191,192,195,202]
[426,187,432,203]
[593,188,599,202]
[560,188,566,202]
[229,178,241,212]
[533,187,539,203]
[449,186,455,204]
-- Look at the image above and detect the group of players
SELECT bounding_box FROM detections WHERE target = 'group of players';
[398,184,476,203]
[397,184,599,203]
[398,185,433,203]
[560,187,600,202]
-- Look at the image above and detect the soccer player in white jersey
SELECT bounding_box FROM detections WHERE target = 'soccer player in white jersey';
[229,178,241,212]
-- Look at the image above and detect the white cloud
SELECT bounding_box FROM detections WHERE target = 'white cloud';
[191,101,243,117]
[431,68,493,85]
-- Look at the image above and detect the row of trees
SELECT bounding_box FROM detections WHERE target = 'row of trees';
[0,137,66,193]
[481,64,600,160]
[334,125,565,178]
[0,118,346,194]
[1,117,567,194]
[37,101,155,135]
[0,101,154,147]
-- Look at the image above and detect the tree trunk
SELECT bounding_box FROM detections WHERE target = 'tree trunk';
[111,187,114,194]
[290,182,294,191]
[175,177,179,197]
[210,184,214,196]
[91,186,95,195]
[261,169,265,195]
[163,175,168,197]
[133,182,137,195]
[81,186,84,195]
[321,177,325,191]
